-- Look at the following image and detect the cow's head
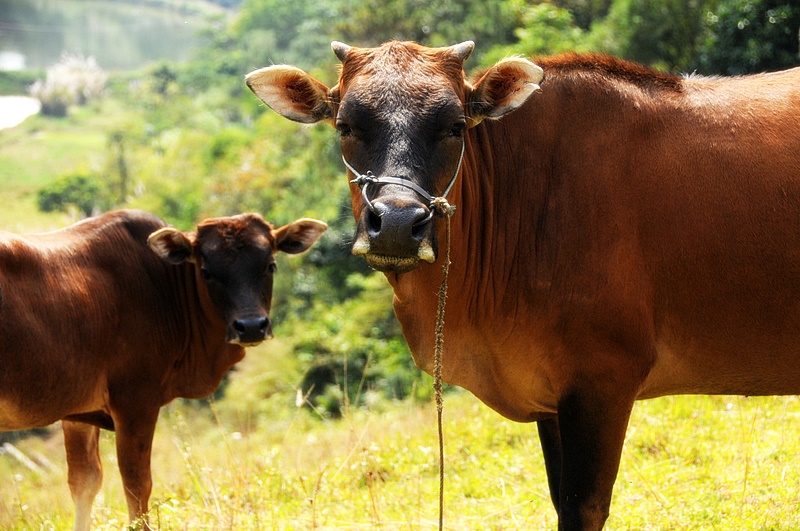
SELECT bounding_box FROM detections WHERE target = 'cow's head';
[148,214,327,346]
[245,40,542,273]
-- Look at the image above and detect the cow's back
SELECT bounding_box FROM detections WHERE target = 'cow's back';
[0,210,172,429]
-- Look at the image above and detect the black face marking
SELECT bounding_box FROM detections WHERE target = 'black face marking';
[193,216,276,345]
[334,42,473,272]
[339,84,466,197]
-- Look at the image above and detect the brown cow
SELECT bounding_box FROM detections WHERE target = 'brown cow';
[246,41,800,529]
[0,209,327,530]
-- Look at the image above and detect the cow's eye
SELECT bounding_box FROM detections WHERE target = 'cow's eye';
[448,122,466,138]
[337,122,353,137]
[267,263,278,274]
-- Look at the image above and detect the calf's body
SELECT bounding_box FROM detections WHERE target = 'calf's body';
[0,209,326,529]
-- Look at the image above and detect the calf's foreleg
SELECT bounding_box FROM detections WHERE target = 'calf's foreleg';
[112,408,159,530]
[63,420,103,531]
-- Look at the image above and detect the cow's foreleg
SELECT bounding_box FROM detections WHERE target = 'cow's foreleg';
[536,417,563,513]
[63,420,103,531]
[554,386,636,531]
[113,409,159,530]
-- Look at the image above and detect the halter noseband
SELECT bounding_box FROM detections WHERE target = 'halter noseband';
[343,138,465,223]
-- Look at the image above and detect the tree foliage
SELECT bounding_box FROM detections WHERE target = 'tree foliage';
[590,0,710,71]
[694,0,800,74]
[33,0,800,416]
[480,3,588,65]
[333,0,519,52]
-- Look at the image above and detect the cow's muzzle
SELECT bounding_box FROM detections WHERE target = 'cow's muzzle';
[352,199,436,273]
[344,140,463,273]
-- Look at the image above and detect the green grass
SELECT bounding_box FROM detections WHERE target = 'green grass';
[1,386,799,530]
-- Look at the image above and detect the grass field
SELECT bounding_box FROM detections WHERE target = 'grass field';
[1,379,799,530]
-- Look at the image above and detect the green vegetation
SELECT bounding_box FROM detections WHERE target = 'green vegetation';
[37,174,107,216]
[0,71,41,95]
[0,0,799,528]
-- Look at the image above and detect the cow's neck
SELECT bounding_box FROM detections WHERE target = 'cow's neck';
[167,264,244,400]
[386,113,556,405]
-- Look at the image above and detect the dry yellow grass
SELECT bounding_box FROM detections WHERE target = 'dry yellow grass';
[2,390,800,530]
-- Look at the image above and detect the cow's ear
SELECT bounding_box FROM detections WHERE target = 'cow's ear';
[148,227,196,265]
[273,218,328,255]
[245,65,334,125]
[467,57,544,127]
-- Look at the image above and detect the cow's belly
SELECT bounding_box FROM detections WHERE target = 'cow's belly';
[639,335,800,399]
[406,306,800,421]
[0,394,109,431]
[0,358,109,431]
[0,398,64,430]
[459,358,559,423]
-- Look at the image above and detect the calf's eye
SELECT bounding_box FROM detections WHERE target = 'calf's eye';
[337,122,353,137]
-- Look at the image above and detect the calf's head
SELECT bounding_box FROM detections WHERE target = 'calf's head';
[246,40,542,273]
[148,214,327,346]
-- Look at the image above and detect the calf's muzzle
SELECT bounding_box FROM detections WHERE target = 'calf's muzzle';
[230,315,271,345]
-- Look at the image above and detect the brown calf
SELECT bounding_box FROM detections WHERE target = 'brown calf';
[0,209,326,529]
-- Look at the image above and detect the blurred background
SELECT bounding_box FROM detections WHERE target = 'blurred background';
[0,1,799,529]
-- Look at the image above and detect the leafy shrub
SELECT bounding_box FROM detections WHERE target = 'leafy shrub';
[287,270,432,418]
[29,53,107,117]
[37,174,107,217]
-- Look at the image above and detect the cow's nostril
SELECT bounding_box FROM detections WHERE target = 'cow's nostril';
[411,207,433,238]
[366,209,382,236]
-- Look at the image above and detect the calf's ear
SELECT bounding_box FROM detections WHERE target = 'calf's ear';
[467,57,544,127]
[148,227,195,265]
[245,65,334,125]
[273,218,328,255]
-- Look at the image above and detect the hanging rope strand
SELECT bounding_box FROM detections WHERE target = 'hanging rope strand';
[344,137,462,530]
[432,196,453,531]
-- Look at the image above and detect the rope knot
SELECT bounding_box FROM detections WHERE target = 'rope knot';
[431,197,456,218]
[349,171,378,187]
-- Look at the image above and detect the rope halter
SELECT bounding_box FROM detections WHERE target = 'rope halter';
[343,138,465,223]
